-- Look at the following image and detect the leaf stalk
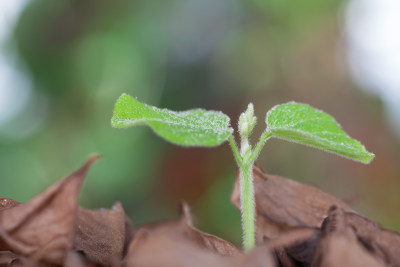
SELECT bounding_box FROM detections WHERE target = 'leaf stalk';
[228,135,242,166]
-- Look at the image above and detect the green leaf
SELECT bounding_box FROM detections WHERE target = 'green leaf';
[111,94,233,146]
[266,102,374,164]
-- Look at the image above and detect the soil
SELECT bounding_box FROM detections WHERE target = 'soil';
[0,156,399,266]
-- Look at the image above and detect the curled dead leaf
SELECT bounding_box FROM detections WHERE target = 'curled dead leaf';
[178,202,240,256]
[231,163,400,267]
[0,155,99,265]
[125,202,275,267]
[344,211,400,266]
[312,206,385,267]
[231,163,353,241]
[125,229,238,267]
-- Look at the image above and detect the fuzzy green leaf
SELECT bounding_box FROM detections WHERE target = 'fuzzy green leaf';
[266,102,374,164]
[111,94,233,146]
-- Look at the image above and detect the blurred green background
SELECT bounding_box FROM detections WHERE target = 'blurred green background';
[1,0,400,247]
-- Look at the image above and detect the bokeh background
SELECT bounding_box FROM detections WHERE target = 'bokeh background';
[1,0,399,247]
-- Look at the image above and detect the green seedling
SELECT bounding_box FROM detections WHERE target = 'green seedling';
[111,93,374,251]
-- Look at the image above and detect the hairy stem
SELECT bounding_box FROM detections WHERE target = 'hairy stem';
[240,161,255,251]
[237,131,271,251]
[249,131,272,163]
[228,135,242,166]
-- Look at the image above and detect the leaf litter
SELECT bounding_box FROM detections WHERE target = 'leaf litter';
[0,157,399,266]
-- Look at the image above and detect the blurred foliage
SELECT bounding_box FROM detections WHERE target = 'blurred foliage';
[0,0,400,247]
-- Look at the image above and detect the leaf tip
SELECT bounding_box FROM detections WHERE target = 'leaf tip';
[360,151,375,164]
[111,93,132,128]
[86,154,101,166]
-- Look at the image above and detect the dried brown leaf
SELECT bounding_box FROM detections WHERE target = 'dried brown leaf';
[312,206,384,267]
[125,202,275,267]
[129,203,240,257]
[125,229,238,267]
[178,203,240,256]
[231,163,353,240]
[0,156,99,265]
[230,163,356,266]
[0,198,20,254]
[73,202,126,265]
[345,211,400,266]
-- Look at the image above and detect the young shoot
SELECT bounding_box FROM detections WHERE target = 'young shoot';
[111,94,374,251]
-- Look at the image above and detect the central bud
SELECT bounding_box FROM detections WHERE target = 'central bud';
[239,103,256,139]
[239,103,257,157]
